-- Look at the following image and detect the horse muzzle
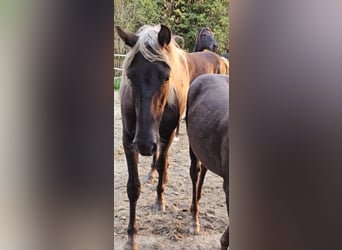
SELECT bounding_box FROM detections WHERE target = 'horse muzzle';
[133,138,157,156]
[212,44,218,52]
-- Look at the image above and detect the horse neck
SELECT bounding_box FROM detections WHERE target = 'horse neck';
[193,32,199,52]
[193,41,201,52]
[167,51,191,118]
[193,45,198,52]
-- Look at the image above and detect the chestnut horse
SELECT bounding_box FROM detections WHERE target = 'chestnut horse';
[116,24,228,250]
[186,74,229,249]
[174,27,229,140]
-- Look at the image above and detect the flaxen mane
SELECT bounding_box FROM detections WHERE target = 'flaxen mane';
[120,25,189,106]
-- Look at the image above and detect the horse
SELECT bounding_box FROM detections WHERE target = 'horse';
[193,27,218,53]
[186,74,229,249]
[116,24,229,250]
[193,27,230,60]
[173,27,229,141]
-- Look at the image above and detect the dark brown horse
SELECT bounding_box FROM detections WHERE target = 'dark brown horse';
[186,74,229,249]
[116,24,229,250]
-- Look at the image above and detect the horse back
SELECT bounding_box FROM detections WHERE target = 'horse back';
[187,51,229,82]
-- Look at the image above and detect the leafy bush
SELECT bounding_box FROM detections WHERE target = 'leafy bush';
[115,0,229,53]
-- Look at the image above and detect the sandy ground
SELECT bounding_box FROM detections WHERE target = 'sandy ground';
[114,91,228,250]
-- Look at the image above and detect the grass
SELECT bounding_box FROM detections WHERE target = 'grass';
[114,77,121,90]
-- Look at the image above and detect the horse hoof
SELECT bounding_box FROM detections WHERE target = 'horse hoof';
[190,221,200,234]
[124,239,138,250]
[152,202,165,212]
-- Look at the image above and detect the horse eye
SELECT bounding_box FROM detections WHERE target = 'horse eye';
[160,71,169,82]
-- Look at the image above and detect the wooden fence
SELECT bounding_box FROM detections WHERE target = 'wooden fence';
[114,54,126,78]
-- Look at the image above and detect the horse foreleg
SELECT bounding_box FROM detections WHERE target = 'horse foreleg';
[153,132,174,212]
[189,146,201,234]
[144,152,158,184]
[123,133,140,250]
[221,225,229,250]
[174,114,185,142]
[220,177,229,250]
[197,164,208,202]
[173,122,180,142]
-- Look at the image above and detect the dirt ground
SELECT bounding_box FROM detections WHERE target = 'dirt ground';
[114,91,228,250]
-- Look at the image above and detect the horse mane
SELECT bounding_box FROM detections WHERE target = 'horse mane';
[121,24,187,106]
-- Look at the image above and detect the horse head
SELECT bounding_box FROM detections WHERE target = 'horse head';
[194,27,218,52]
[116,25,174,156]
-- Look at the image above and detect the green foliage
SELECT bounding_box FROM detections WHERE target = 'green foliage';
[114,77,121,90]
[115,0,229,53]
[127,0,169,30]
[170,0,229,53]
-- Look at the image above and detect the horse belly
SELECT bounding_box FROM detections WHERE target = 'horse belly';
[187,110,226,177]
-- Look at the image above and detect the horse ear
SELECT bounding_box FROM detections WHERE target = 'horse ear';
[158,24,171,47]
[116,26,138,47]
